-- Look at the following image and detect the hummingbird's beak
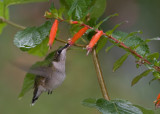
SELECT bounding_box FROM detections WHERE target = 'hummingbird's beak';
[54,43,70,61]
[61,43,70,50]
[57,43,70,53]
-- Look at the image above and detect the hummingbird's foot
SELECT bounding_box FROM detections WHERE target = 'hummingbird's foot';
[48,91,52,95]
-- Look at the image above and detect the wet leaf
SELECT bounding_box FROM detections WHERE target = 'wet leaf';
[14,21,52,56]
[82,98,154,114]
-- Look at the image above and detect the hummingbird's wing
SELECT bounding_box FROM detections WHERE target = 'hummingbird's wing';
[11,61,54,78]
[28,66,54,78]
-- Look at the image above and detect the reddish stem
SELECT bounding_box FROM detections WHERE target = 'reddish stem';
[76,22,160,72]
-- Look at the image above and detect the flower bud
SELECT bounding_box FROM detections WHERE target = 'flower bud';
[68,26,88,45]
[48,19,59,49]
[70,21,78,24]
[86,30,103,54]
[154,93,160,109]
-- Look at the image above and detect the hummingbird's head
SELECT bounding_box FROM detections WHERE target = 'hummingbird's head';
[53,44,69,62]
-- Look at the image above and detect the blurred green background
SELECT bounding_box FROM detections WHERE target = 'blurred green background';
[0,0,160,113]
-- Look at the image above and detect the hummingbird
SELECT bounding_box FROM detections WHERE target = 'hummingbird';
[28,44,69,105]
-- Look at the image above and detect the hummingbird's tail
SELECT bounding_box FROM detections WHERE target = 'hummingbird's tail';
[31,87,43,106]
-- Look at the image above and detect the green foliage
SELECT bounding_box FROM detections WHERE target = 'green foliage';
[44,3,65,20]
[82,98,154,114]
[58,7,65,20]
[18,51,56,98]
[147,52,159,60]
[61,0,107,40]
[61,0,93,20]
[82,98,97,107]
[0,0,47,33]
[95,13,118,29]
[106,22,125,35]
[145,37,160,42]
[0,20,7,34]
[147,52,160,65]
[28,38,49,57]
[96,36,107,53]
[1,0,160,111]
[61,0,106,23]
[105,44,116,53]
[131,70,151,86]
[1,0,47,6]
[89,0,106,22]
[111,31,149,57]
[18,73,35,99]
[0,2,9,33]
[152,72,160,79]
[134,105,154,114]
[113,52,130,72]
[14,21,52,56]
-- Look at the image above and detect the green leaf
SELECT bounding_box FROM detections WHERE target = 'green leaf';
[0,2,9,33]
[155,61,160,67]
[95,13,118,28]
[14,21,52,55]
[61,0,106,22]
[113,52,130,72]
[131,69,151,86]
[146,53,160,65]
[121,31,142,44]
[153,72,160,79]
[96,36,107,53]
[89,0,106,21]
[67,0,78,17]
[112,31,149,57]
[82,98,154,114]
[0,22,6,34]
[0,0,47,34]
[18,73,35,99]
[3,0,48,6]
[105,44,116,53]
[66,0,93,20]
[82,98,97,108]
[145,37,160,42]
[106,22,123,35]
[96,99,141,114]
[147,52,159,60]
[28,37,49,57]
[49,2,55,11]
[134,105,154,114]
[44,3,60,19]
[18,50,56,98]
[14,27,38,51]
[50,9,59,19]
[58,7,65,20]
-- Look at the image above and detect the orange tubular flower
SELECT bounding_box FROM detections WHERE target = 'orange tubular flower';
[48,19,58,49]
[68,26,88,45]
[154,93,160,109]
[70,21,78,24]
[86,30,103,54]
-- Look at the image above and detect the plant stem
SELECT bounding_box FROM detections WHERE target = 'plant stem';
[55,38,86,47]
[0,17,86,48]
[79,23,160,72]
[92,49,110,100]
[0,16,25,29]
